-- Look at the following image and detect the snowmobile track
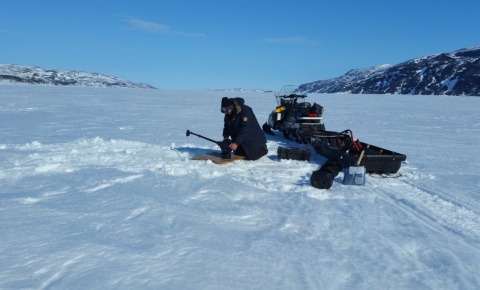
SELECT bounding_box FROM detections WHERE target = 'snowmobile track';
[376,176,480,252]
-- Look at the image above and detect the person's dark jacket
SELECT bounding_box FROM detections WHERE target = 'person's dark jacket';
[223,98,267,158]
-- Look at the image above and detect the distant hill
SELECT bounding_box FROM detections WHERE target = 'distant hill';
[0,64,156,89]
[299,46,480,96]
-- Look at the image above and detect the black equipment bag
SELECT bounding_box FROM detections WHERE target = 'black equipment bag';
[277,146,311,161]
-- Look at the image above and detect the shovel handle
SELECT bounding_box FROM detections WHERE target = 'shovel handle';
[355,144,371,166]
[356,150,365,166]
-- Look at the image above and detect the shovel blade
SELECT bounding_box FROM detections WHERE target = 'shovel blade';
[343,166,366,186]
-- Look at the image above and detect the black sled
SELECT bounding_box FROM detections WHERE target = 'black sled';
[309,130,406,189]
[310,130,406,174]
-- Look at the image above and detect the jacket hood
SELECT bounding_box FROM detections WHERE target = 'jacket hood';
[231,97,245,106]
[231,97,245,113]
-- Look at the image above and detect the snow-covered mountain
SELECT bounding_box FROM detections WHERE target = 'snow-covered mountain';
[300,46,480,96]
[0,64,156,89]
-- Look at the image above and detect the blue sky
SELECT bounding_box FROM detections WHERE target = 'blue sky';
[1,0,479,90]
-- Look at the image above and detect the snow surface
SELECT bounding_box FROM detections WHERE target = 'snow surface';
[1,85,479,289]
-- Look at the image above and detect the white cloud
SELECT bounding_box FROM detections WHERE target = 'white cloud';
[121,16,205,37]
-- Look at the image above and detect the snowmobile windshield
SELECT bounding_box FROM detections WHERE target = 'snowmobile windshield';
[275,85,307,105]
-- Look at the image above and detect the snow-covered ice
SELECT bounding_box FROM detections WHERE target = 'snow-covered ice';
[1,85,479,289]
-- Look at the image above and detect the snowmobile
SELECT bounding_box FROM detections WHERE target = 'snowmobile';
[263,85,325,142]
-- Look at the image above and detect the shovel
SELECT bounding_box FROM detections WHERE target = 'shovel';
[343,149,366,186]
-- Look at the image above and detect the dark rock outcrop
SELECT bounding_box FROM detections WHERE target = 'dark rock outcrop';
[300,47,480,96]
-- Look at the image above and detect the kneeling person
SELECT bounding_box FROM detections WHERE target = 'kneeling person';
[221,97,268,161]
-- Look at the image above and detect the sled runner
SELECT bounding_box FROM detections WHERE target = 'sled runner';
[192,152,245,164]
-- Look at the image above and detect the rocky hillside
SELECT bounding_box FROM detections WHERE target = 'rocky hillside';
[0,64,155,89]
[299,47,480,96]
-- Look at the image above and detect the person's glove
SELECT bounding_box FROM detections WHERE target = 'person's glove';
[229,142,238,151]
